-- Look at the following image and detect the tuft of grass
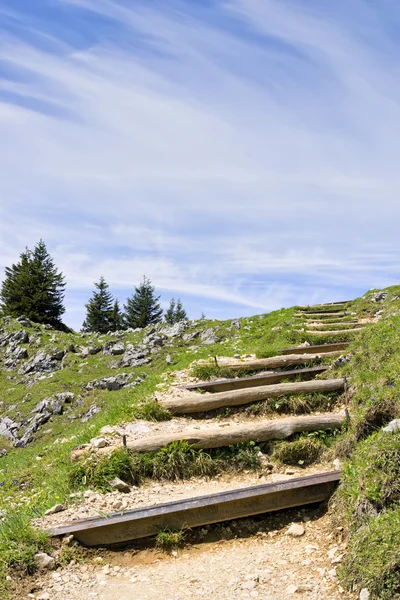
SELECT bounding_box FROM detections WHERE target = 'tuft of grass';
[210,441,262,471]
[156,527,187,553]
[132,400,172,422]
[0,512,50,596]
[68,448,138,492]
[339,509,400,600]
[68,440,266,489]
[271,437,324,466]
[190,364,253,380]
[336,432,400,524]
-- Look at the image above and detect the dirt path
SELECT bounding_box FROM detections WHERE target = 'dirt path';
[28,507,355,600]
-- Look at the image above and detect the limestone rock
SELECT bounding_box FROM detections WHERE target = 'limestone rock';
[90,437,108,449]
[382,419,400,433]
[86,373,132,391]
[285,523,305,537]
[34,552,56,570]
[0,417,21,441]
[110,477,131,493]
[45,503,65,516]
[360,589,370,600]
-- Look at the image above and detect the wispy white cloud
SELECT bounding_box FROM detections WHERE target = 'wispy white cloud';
[1,0,400,327]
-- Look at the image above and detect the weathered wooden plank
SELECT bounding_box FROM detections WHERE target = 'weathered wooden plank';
[180,365,329,393]
[212,351,340,373]
[50,471,341,546]
[305,322,359,329]
[295,328,363,335]
[161,379,345,414]
[279,343,349,355]
[128,412,346,452]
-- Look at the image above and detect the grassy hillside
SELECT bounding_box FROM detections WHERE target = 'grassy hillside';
[0,288,399,598]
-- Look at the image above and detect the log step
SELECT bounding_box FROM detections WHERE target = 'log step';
[280,342,349,355]
[161,378,345,414]
[212,351,340,373]
[179,365,329,392]
[305,322,361,329]
[297,328,363,336]
[299,301,351,308]
[295,312,347,318]
[180,365,329,393]
[49,471,341,546]
[128,412,346,452]
[300,307,350,314]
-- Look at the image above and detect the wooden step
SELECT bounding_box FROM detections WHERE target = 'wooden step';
[161,379,345,414]
[300,307,350,314]
[50,472,341,546]
[305,322,360,329]
[280,343,349,355]
[129,412,346,452]
[297,328,363,336]
[180,365,329,393]
[295,312,347,318]
[298,301,351,309]
[212,351,340,373]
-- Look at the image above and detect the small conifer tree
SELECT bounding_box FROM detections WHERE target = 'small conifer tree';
[82,277,114,332]
[174,298,187,322]
[164,297,187,325]
[164,298,176,325]
[110,299,124,331]
[0,240,66,327]
[124,276,163,329]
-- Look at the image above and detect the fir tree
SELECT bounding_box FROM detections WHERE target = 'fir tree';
[165,297,188,324]
[164,298,176,325]
[124,276,163,329]
[110,299,124,332]
[0,240,66,327]
[174,298,187,322]
[82,277,114,333]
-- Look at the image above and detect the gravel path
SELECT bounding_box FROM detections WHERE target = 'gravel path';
[27,508,356,600]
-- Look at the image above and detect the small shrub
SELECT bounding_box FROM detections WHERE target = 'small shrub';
[68,448,138,492]
[211,441,262,471]
[156,528,187,553]
[0,512,50,578]
[190,364,252,380]
[272,438,324,466]
[144,441,217,481]
[132,400,172,422]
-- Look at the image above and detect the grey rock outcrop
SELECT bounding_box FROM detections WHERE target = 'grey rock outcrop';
[86,373,133,391]
[18,351,59,375]
[0,417,21,441]
[121,346,151,368]
[103,341,125,356]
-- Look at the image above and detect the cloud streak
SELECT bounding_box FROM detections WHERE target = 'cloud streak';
[1,0,399,328]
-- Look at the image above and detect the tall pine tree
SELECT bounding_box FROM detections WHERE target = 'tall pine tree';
[0,240,66,327]
[82,277,114,333]
[124,276,163,329]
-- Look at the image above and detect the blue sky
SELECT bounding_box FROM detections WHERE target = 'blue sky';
[1,0,400,329]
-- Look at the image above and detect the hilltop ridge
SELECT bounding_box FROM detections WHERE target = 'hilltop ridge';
[0,287,399,599]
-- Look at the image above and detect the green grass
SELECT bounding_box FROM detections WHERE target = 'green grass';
[156,527,187,553]
[2,289,400,596]
[271,437,325,466]
[68,441,264,490]
[0,513,50,596]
